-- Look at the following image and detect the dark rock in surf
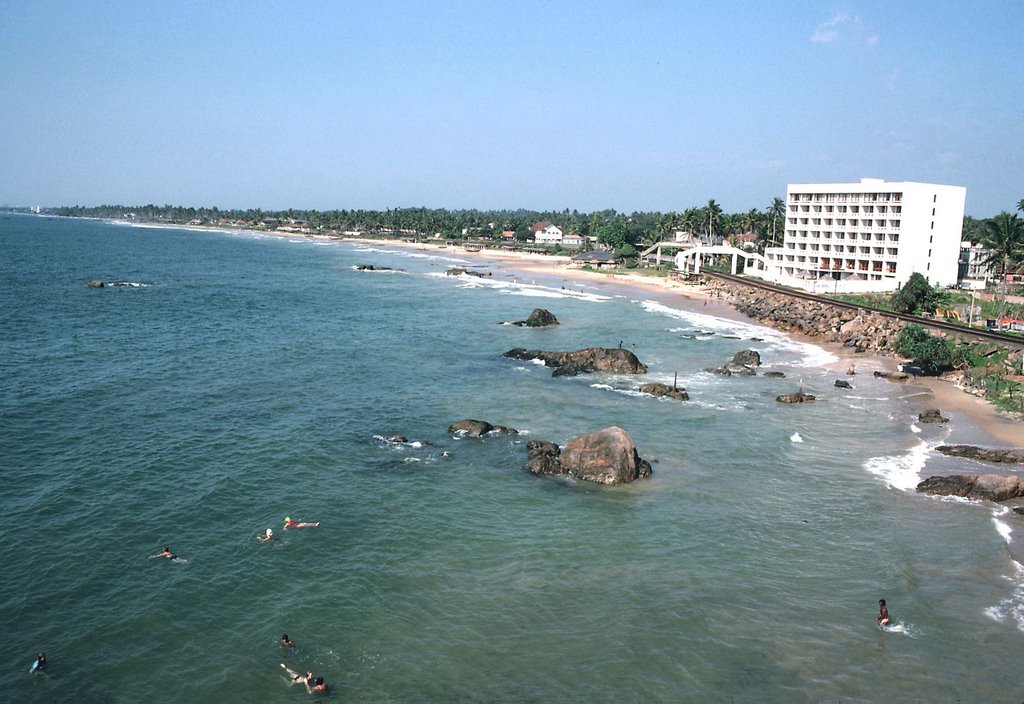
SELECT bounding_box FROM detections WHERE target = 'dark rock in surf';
[935,445,1024,464]
[503,347,647,377]
[776,392,816,403]
[525,440,563,475]
[639,382,689,401]
[731,350,761,367]
[448,419,518,437]
[86,280,105,288]
[763,371,786,378]
[834,379,852,389]
[917,474,1024,502]
[512,308,559,328]
[918,408,949,424]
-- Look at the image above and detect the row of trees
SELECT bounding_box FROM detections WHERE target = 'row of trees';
[48,200,792,251]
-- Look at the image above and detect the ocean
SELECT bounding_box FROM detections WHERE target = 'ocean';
[2,214,1022,703]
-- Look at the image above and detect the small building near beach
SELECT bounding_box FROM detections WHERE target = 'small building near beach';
[531,221,563,244]
[571,250,620,268]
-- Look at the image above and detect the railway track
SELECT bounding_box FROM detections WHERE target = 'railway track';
[705,271,1024,349]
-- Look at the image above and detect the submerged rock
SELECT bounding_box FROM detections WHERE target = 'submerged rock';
[834,379,852,389]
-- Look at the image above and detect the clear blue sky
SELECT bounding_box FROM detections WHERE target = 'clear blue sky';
[1,1,1021,216]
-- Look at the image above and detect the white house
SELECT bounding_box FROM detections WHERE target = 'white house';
[752,178,966,293]
[530,221,563,244]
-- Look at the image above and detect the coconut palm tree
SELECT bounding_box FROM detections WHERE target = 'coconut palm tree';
[1017,198,1024,213]
[768,197,785,248]
[705,199,722,244]
[979,212,1024,323]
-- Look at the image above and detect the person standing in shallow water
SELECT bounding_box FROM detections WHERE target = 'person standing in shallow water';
[876,599,890,627]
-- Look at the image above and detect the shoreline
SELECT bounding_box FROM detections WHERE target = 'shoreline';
[119,220,1024,450]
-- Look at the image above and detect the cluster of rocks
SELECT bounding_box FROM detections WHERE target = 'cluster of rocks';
[704,349,772,377]
[525,426,652,485]
[503,347,647,377]
[507,308,559,327]
[776,391,815,403]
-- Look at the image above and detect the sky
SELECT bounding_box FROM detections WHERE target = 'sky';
[1,1,1021,216]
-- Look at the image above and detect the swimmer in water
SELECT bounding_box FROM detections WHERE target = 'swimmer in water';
[280,634,295,649]
[280,663,325,692]
[257,528,274,543]
[29,652,46,673]
[284,516,320,529]
[150,545,183,561]
[875,599,890,627]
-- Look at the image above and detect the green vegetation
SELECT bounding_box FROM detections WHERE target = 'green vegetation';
[893,324,957,374]
[891,272,951,315]
[977,211,1024,322]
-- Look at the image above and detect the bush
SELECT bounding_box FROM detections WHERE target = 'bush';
[893,323,956,375]
[891,272,950,314]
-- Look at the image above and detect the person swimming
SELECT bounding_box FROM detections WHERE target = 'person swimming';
[150,545,183,561]
[257,528,274,543]
[280,663,325,692]
[876,599,891,627]
[29,652,46,673]
[283,516,320,529]
[280,634,295,649]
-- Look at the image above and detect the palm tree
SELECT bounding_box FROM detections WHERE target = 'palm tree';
[768,197,785,248]
[979,212,1024,323]
[1017,198,1024,213]
[705,199,722,244]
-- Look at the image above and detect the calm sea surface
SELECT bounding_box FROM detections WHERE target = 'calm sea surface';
[2,214,1022,703]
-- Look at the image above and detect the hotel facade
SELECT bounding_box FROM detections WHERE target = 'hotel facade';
[753,178,966,293]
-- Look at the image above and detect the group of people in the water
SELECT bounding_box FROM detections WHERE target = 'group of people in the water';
[141,517,327,692]
[279,634,328,693]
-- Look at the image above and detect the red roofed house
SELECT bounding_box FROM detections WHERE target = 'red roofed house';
[530,221,563,244]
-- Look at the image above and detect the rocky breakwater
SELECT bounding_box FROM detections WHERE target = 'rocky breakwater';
[706,280,904,353]
[525,426,652,485]
[503,347,647,377]
[917,474,1024,502]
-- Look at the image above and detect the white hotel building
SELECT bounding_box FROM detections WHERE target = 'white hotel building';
[754,178,966,293]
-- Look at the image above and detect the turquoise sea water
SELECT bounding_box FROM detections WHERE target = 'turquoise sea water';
[2,214,1023,703]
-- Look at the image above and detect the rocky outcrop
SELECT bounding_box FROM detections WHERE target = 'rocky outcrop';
[917,474,1024,502]
[874,370,909,381]
[503,347,647,377]
[777,392,816,403]
[639,382,689,401]
[445,267,491,277]
[448,419,519,437]
[511,308,559,327]
[935,445,1024,464]
[525,427,651,484]
[356,264,403,272]
[918,409,949,424]
[834,379,852,389]
[763,371,786,378]
[705,349,761,376]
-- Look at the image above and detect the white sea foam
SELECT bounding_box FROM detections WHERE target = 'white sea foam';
[992,506,1013,544]
[589,383,647,398]
[640,300,837,368]
[437,272,613,302]
[863,437,936,491]
[985,561,1024,633]
[910,424,922,434]
[790,432,803,443]
[351,244,470,265]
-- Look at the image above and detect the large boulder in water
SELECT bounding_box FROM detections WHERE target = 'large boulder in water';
[560,426,652,485]
[513,308,559,327]
[918,408,949,424]
[731,350,761,367]
[448,419,494,437]
[917,474,1024,502]
[776,392,816,403]
[503,347,647,377]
